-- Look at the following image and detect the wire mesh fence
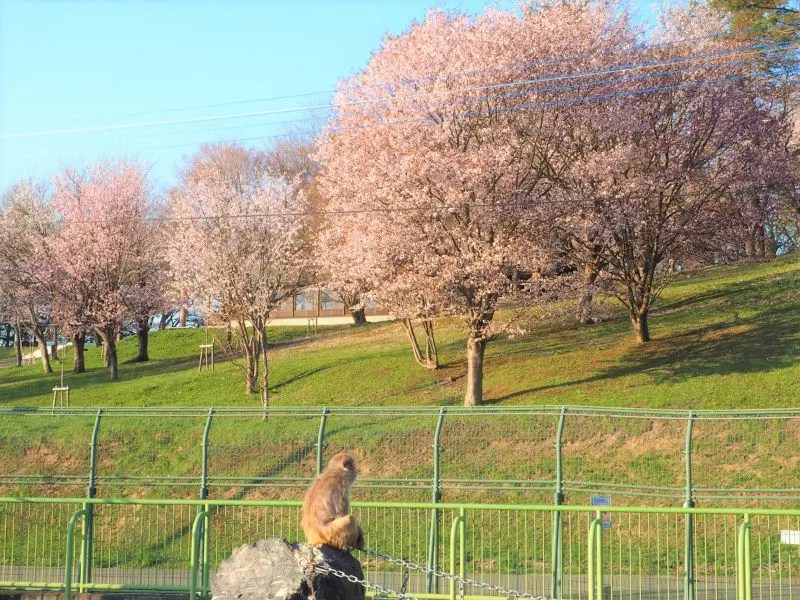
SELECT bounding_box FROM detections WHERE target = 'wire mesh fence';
[2,497,800,600]
[1,406,800,508]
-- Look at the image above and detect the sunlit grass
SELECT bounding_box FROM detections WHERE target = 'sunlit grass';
[1,256,799,409]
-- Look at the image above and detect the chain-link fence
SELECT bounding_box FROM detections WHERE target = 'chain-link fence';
[1,406,799,507]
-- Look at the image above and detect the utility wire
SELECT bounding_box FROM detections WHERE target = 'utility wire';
[141,43,793,142]
[395,22,800,86]
[1,38,790,141]
[108,51,781,153]
[56,46,796,153]
[145,60,786,154]
[31,21,795,127]
[4,48,789,163]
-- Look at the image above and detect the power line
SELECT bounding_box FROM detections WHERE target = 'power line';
[154,66,781,154]
[105,51,777,154]
[396,39,793,102]
[24,22,793,128]
[183,41,792,139]
[74,46,800,152]
[145,57,775,153]
[1,37,790,142]
[394,22,800,87]
[3,50,787,164]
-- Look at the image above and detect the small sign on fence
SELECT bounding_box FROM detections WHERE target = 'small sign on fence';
[781,530,800,545]
[591,496,612,529]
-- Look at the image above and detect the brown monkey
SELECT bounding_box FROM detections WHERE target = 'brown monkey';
[301,452,364,551]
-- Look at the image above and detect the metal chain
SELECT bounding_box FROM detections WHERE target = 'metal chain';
[357,547,548,600]
[314,563,419,600]
[297,549,418,600]
[399,567,410,596]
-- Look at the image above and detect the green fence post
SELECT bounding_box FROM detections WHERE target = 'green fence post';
[316,407,329,475]
[65,508,88,600]
[459,508,466,591]
[200,408,214,500]
[81,409,102,591]
[551,407,567,600]
[190,509,210,600]
[684,412,695,600]
[199,408,214,592]
[427,407,446,594]
[588,516,596,600]
[202,502,211,595]
[449,509,466,600]
[588,515,603,600]
[737,516,752,600]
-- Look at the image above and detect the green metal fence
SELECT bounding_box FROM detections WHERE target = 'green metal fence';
[1,406,799,506]
[1,496,799,600]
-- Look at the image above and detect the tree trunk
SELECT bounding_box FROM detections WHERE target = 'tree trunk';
[464,335,486,407]
[50,328,59,361]
[34,327,52,373]
[402,318,438,369]
[244,338,259,395]
[132,317,149,362]
[576,267,600,325]
[257,324,270,421]
[116,330,124,342]
[29,307,52,373]
[14,322,22,367]
[72,333,86,374]
[351,307,367,326]
[104,334,119,380]
[13,322,22,367]
[233,318,260,395]
[158,311,171,330]
[630,310,650,344]
[179,304,188,328]
[422,319,439,368]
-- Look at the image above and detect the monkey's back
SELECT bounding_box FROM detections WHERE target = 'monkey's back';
[302,471,350,529]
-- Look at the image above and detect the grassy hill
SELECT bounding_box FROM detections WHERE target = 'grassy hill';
[1,255,799,409]
[0,255,798,507]
[2,258,799,576]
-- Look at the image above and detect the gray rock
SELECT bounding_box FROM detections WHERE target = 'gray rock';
[211,538,365,600]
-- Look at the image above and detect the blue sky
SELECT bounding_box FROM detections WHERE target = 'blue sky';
[0,0,659,192]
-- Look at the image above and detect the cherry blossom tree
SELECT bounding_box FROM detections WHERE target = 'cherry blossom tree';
[551,5,794,342]
[0,181,55,373]
[50,162,161,379]
[0,280,26,367]
[317,4,633,405]
[171,143,311,413]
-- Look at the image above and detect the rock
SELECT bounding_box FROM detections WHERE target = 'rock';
[211,538,365,600]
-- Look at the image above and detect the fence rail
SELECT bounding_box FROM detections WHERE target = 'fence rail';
[1,406,799,506]
[1,496,799,600]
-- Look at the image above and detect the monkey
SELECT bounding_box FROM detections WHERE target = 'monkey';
[301,452,364,551]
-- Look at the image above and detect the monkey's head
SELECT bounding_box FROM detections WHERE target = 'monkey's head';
[329,452,358,484]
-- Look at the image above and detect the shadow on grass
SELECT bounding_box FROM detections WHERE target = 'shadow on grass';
[492,299,800,403]
[0,356,199,404]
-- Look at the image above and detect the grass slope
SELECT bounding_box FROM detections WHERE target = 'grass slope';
[0,256,798,515]
[1,255,798,409]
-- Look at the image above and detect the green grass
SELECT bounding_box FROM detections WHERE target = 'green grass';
[1,258,799,575]
[0,256,798,506]
[1,255,799,409]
